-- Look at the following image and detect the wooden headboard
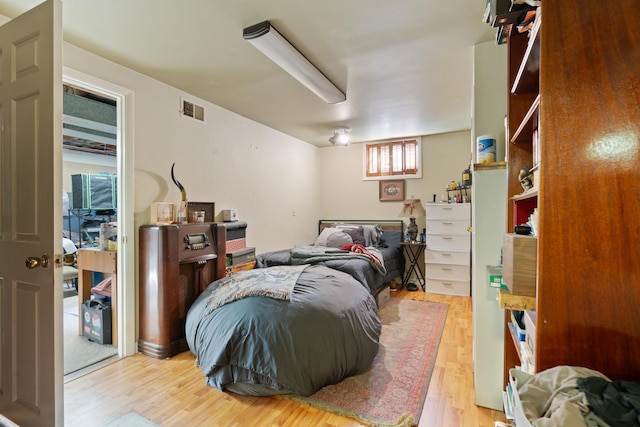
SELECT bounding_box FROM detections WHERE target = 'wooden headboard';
[318,220,404,234]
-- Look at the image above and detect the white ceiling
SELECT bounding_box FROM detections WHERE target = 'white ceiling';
[0,0,495,147]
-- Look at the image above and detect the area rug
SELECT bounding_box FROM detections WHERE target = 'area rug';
[284,297,448,427]
[104,412,160,427]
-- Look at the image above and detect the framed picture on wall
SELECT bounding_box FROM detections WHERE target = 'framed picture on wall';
[379,180,405,202]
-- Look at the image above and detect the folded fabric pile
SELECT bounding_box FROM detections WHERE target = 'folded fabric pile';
[577,376,640,427]
[515,365,640,426]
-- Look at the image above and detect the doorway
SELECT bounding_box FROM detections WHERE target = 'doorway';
[62,82,120,378]
[62,68,137,364]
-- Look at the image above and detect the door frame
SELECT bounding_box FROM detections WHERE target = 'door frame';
[63,68,136,357]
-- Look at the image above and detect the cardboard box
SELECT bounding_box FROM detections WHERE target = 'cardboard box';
[228,261,256,275]
[222,209,238,222]
[502,233,537,297]
[226,238,246,253]
[82,299,112,345]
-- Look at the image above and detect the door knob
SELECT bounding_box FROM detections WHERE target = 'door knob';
[25,254,50,269]
[62,252,77,265]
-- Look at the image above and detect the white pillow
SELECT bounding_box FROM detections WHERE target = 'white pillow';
[333,223,383,247]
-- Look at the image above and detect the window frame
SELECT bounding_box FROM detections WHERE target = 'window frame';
[362,137,422,181]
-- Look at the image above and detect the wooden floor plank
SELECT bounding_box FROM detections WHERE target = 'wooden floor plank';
[64,291,506,426]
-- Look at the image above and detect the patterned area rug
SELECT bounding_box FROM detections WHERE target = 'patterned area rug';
[285,297,448,426]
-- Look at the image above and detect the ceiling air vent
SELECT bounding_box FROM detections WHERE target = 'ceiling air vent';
[181,97,205,122]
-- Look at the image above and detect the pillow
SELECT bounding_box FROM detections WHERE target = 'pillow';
[333,223,384,247]
[326,231,353,248]
[379,230,402,249]
[315,227,353,248]
[362,225,384,247]
[341,227,366,245]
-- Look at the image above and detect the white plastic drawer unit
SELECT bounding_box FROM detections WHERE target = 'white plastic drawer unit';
[424,202,471,296]
[425,248,470,266]
[425,219,469,235]
[425,203,470,220]
[425,234,471,251]
[424,278,469,297]
[425,263,470,281]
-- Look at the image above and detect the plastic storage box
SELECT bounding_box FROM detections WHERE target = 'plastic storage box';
[503,368,533,427]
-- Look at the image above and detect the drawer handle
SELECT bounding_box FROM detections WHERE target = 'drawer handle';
[441,268,453,271]
[442,282,453,286]
[443,222,454,225]
[441,253,452,256]
[441,237,453,240]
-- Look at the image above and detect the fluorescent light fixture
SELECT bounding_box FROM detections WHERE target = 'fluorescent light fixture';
[329,126,351,145]
[243,21,346,104]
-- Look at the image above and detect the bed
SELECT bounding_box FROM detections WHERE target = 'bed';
[185,220,404,397]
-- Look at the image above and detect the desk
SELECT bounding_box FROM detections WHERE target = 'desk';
[77,248,117,346]
[400,242,426,291]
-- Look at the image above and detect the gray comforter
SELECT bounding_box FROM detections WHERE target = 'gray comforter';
[290,245,386,276]
[256,241,402,295]
[186,264,381,397]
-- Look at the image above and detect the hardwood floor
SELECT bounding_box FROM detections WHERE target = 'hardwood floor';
[64,290,507,426]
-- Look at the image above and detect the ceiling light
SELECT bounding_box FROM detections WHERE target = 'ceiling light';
[329,127,351,145]
[243,21,346,104]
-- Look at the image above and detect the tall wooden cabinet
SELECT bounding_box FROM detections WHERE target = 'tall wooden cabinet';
[138,223,226,358]
[501,2,640,384]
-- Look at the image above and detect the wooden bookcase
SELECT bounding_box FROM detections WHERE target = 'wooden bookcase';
[502,2,640,384]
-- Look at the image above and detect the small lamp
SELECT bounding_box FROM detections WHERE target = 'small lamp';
[398,199,426,242]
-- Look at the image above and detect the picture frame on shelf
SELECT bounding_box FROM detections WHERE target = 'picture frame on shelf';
[379,180,405,202]
[186,202,215,223]
[150,202,175,224]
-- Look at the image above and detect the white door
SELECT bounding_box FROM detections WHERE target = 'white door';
[0,1,63,426]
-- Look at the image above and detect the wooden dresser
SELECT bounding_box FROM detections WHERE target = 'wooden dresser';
[138,223,226,358]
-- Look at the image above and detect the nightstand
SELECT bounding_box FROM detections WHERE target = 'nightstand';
[400,242,426,291]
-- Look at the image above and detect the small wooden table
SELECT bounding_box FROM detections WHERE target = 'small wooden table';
[77,248,117,346]
[400,242,426,291]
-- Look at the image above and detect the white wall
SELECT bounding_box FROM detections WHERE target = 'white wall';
[61,42,475,255]
[63,43,322,253]
[318,131,472,233]
[472,41,508,162]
